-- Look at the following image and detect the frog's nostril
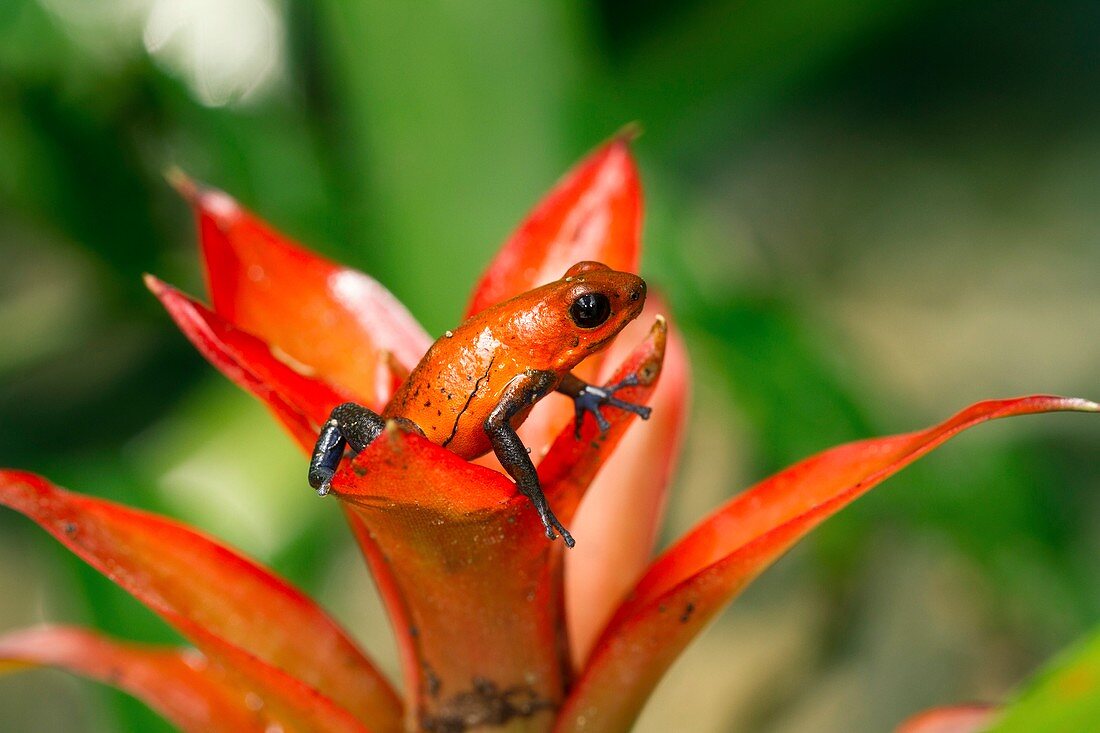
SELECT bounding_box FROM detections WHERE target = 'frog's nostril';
[629,288,641,302]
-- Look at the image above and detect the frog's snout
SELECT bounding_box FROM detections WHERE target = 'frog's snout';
[623,278,647,319]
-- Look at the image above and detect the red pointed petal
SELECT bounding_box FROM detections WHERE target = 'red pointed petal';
[564,315,689,666]
[181,624,373,733]
[0,626,263,733]
[465,138,642,455]
[896,705,998,733]
[0,626,372,733]
[465,137,642,318]
[556,396,1099,733]
[147,276,349,449]
[331,431,562,731]
[175,174,430,408]
[539,317,668,523]
[0,471,402,732]
[517,293,668,475]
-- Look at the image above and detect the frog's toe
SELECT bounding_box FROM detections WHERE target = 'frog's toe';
[536,507,575,548]
[547,514,575,548]
[610,373,640,390]
[308,466,334,494]
[606,395,651,420]
[558,526,576,548]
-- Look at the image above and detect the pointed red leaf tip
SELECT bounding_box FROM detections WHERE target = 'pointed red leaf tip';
[540,314,669,524]
[465,135,643,319]
[0,626,265,733]
[463,135,644,458]
[555,396,1099,733]
[895,705,999,733]
[563,302,690,667]
[146,274,350,450]
[169,169,430,411]
[0,470,403,733]
[331,430,563,732]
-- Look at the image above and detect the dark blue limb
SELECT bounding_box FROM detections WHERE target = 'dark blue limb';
[485,371,575,548]
[558,372,652,439]
[308,402,386,496]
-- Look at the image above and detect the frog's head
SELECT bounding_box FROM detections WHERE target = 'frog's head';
[533,261,647,371]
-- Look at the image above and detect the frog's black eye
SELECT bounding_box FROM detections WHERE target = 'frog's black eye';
[569,292,612,329]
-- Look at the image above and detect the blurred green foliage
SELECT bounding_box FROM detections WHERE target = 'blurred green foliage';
[992,625,1100,731]
[0,0,1097,730]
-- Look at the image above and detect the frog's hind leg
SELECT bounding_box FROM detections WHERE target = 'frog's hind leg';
[308,402,385,496]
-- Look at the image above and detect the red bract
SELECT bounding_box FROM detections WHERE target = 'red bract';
[1,139,1096,733]
[896,705,998,733]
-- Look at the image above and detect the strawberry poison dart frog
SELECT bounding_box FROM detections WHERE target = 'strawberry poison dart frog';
[308,261,652,547]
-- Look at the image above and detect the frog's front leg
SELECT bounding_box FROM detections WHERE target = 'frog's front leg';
[557,371,652,439]
[485,371,575,548]
[308,402,386,496]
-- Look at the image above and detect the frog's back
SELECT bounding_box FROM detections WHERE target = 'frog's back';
[382,317,535,459]
[382,262,646,458]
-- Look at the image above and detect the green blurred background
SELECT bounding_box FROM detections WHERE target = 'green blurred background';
[1,0,1098,730]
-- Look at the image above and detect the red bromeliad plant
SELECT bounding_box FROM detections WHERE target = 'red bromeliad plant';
[0,139,1096,733]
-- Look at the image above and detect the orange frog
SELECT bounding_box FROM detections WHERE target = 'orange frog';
[308,261,653,547]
